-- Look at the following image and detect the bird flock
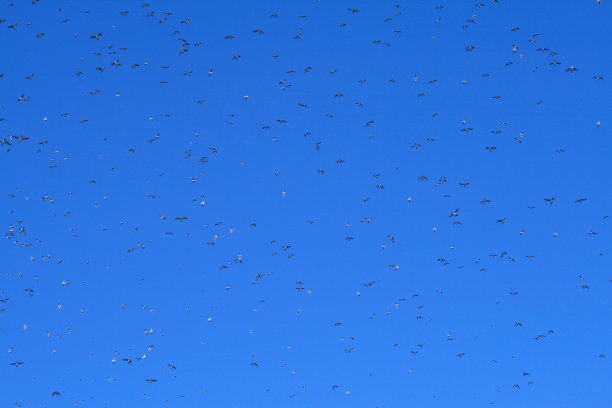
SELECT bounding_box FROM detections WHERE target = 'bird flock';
[1,1,611,407]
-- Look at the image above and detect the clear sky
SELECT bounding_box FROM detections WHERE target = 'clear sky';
[1,0,611,407]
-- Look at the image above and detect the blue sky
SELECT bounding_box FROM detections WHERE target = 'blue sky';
[1,0,611,407]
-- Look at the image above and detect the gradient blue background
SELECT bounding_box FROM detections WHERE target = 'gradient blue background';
[1,0,611,407]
